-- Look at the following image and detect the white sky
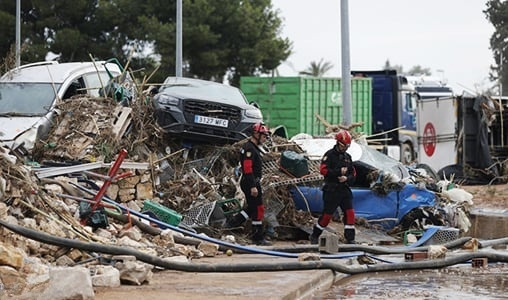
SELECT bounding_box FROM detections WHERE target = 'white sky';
[271,0,496,94]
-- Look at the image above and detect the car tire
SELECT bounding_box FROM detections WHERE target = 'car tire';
[415,163,438,182]
[400,143,414,165]
[398,207,444,231]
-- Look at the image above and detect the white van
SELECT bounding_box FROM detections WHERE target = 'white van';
[0,60,122,152]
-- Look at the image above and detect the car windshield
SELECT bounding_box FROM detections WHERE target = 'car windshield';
[0,82,60,116]
[161,81,248,104]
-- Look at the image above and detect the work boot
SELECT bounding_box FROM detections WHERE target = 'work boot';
[344,227,355,244]
[225,211,247,228]
[309,225,323,245]
[309,234,319,245]
[254,237,272,246]
[252,225,272,246]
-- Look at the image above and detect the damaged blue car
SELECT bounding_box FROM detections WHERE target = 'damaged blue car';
[289,137,444,230]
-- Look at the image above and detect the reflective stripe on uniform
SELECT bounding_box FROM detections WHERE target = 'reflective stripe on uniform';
[240,210,249,219]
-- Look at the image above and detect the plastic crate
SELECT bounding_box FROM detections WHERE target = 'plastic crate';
[424,227,459,245]
[142,200,182,226]
[181,201,226,228]
[218,198,242,216]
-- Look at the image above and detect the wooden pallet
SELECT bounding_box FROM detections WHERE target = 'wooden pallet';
[112,106,132,140]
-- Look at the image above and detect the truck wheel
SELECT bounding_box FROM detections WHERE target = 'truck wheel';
[400,143,413,164]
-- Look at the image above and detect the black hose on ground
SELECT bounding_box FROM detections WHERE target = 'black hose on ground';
[106,211,244,251]
[2,219,508,274]
[479,237,508,248]
[336,237,473,254]
[266,237,473,255]
[106,211,162,236]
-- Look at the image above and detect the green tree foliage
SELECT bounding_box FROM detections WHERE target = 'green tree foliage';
[383,59,432,76]
[299,58,333,77]
[382,59,404,74]
[0,1,129,64]
[406,65,431,76]
[485,0,508,95]
[0,0,291,86]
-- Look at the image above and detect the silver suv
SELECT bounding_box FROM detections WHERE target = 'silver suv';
[153,77,263,143]
[0,61,122,152]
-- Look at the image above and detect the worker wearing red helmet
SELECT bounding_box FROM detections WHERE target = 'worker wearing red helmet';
[309,129,357,244]
[226,122,272,245]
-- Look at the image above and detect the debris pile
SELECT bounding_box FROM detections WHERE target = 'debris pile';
[0,90,482,298]
[0,93,322,297]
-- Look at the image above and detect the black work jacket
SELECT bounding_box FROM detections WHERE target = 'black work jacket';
[240,140,262,188]
[320,145,356,191]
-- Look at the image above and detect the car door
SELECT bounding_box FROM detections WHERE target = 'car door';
[83,72,113,97]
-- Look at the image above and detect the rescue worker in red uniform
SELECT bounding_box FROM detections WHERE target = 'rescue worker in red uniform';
[226,122,272,245]
[309,130,357,244]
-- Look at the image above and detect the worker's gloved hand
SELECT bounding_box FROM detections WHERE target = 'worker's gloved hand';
[250,187,258,197]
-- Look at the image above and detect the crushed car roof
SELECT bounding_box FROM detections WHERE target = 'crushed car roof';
[1,61,117,83]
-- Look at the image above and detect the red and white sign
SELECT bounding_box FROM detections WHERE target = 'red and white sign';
[422,122,436,157]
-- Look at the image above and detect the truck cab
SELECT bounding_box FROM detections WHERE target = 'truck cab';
[352,70,418,164]
[406,76,454,99]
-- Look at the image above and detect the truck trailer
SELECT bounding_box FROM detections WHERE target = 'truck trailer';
[351,70,419,164]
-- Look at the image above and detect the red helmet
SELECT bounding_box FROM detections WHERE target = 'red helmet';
[252,122,270,136]
[335,130,352,146]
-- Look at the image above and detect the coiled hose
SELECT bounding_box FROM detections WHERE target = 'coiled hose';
[69,181,364,259]
[1,219,508,274]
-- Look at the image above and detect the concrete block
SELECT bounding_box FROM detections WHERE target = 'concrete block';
[318,232,338,254]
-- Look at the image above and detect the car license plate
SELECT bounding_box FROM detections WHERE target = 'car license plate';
[194,115,229,128]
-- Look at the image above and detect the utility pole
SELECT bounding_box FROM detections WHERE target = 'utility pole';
[499,48,504,147]
[500,50,503,98]
[16,0,20,67]
[176,0,182,77]
[340,0,353,125]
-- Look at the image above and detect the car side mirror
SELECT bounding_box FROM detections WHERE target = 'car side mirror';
[249,101,260,109]
[144,86,158,96]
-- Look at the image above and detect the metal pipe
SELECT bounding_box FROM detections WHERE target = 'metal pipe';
[15,0,21,67]
[500,49,504,147]
[176,0,183,77]
[340,0,352,125]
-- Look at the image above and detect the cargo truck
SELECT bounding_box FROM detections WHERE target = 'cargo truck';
[351,70,419,164]
[412,77,455,172]
[406,75,454,99]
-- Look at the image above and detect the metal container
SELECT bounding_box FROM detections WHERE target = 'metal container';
[240,76,372,137]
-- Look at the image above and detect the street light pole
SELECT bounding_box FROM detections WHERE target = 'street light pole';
[499,48,504,147]
[16,0,20,67]
[500,50,503,97]
[176,0,182,77]
[340,0,353,126]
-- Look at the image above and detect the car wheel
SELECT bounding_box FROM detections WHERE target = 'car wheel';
[415,163,438,182]
[400,143,413,165]
[398,207,444,232]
